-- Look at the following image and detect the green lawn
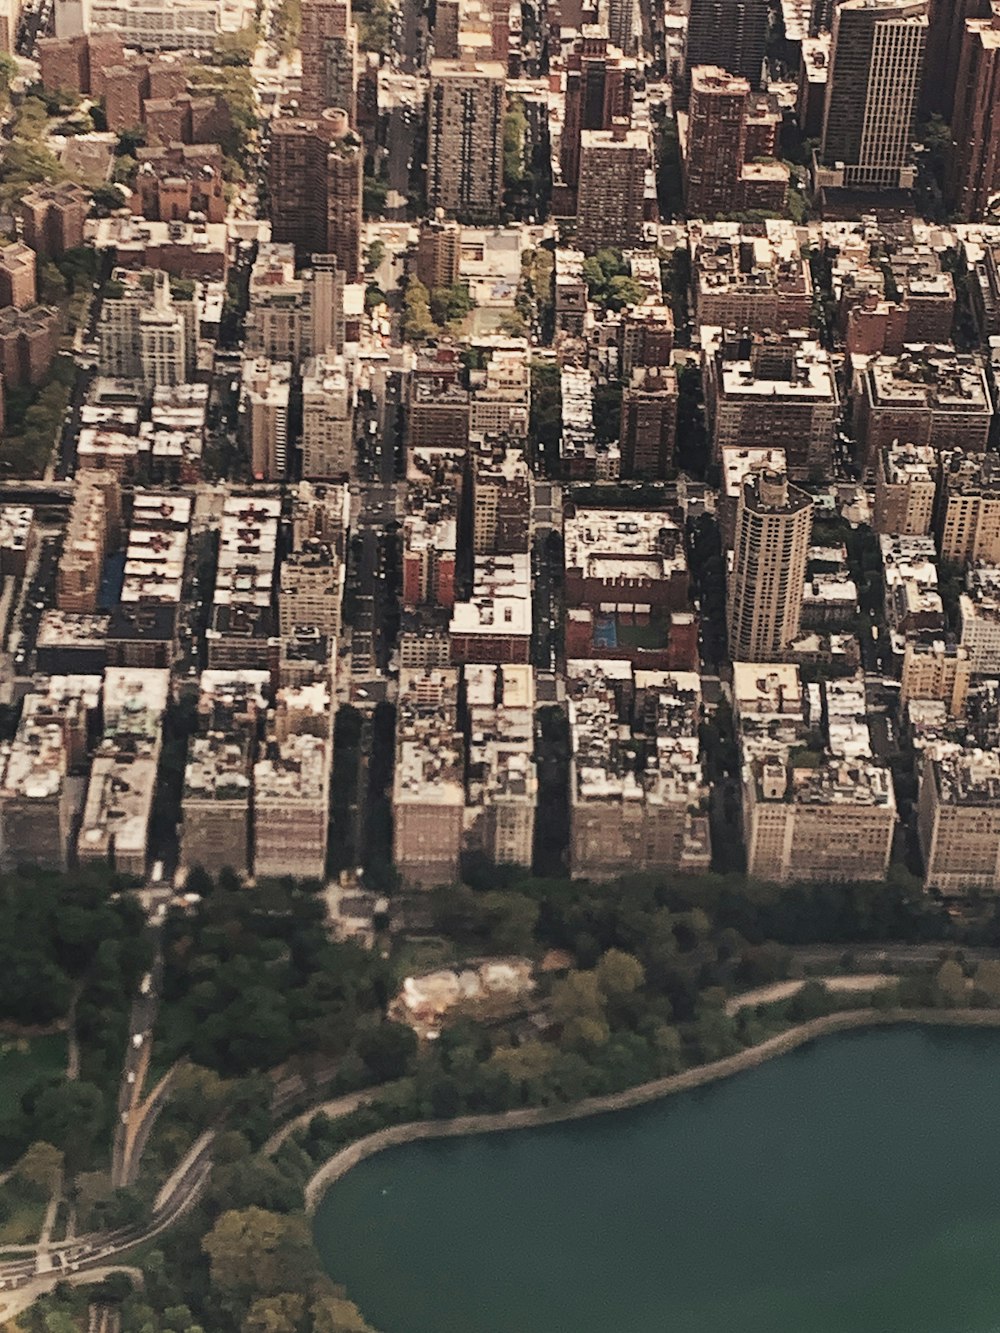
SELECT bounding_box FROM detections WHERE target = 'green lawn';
[0,1034,67,1123]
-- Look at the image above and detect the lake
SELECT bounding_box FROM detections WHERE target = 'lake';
[314,1027,1000,1333]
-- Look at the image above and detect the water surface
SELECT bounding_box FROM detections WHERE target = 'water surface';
[314,1027,1000,1332]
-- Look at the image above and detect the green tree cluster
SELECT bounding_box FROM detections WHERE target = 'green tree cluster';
[582,249,646,312]
[503,98,528,188]
[354,0,394,50]
[273,0,301,56]
[158,875,393,1078]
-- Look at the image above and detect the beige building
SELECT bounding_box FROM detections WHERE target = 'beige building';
[576,120,648,255]
[463,663,537,870]
[0,673,101,871]
[427,56,506,221]
[873,441,937,536]
[254,732,331,881]
[279,541,344,638]
[393,667,465,886]
[900,640,971,718]
[241,358,291,481]
[98,269,196,387]
[744,757,897,883]
[180,733,252,876]
[301,352,353,478]
[918,746,1000,894]
[568,661,711,880]
[735,665,896,883]
[57,470,121,614]
[247,246,345,364]
[960,565,1000,675]
[468,343,531,439]
[936,452,1000,566]
[727,467,812,662]
[472,442,531,554]
[78,668,169,877]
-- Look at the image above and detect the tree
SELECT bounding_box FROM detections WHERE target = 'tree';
[202,1208,319,1298]
[429,282,474,327]
[551,970,609,1048]
[242,1293,305,1333]
[788,979,831,1022]
[311,1293,380,1332]
[21,1080,105,1173]
[595,949,645,999]
[402,277,435,342]
[364,240,385,272]
[974,959,1000,1005]
[692,1010,739,1063]
[935,959,967,1006]
[355,1022,417,1082]
[17,1140,63,1192]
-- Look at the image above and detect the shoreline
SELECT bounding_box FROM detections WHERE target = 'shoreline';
[304,1006,1000,1212]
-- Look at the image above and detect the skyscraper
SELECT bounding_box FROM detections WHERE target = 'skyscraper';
[427,55,506,220]
[682,66,750,217]
[685,0,769,90]
[947,5,1000,220]
[608,0,633,56]
[576,119,648,253]
[299,0,357,120]
[560,30,635,192]
[268,109,363,276]
[818,0,928,191]
[922,0,990,120]
[727,467,812,662]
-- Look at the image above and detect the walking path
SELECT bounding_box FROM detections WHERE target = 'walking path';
[724,974,896,1016]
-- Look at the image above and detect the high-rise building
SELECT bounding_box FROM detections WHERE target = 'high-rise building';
[685,0,769,89]
[393,667,465,887]
[19,181,89,260]
[918,745,1000,893]
[935,452,1000,566]
[181,732,253,876]
[619,366,678,480]
[682,67,749,218]
[576,120,648,254]
[254,732,331,881]
[922,0,990,121]
[818,0,928,191]
[873,441,937,535]
[0,243,36,310]
[415,214,462,289]
[427,55,506,221]
[279,541,344,638]
[680,67,788,218]
[247,246,345,364]
[299,0,357,120]
[560,31,635,191]
[98,269,195,386]
[727,467,813,662]
[704,328,839,482]
[241,358,292,480]
[268,109,363,276]
[946,6,1000,221]
[620,303,674,378]
[608,0,633,55]
[301,352,353,478]
[472,442,531,553]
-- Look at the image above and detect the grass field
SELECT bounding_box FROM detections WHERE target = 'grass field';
[0,1034,66,1125]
